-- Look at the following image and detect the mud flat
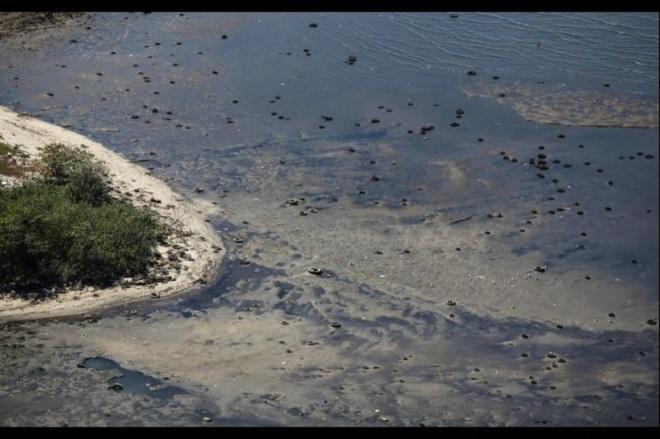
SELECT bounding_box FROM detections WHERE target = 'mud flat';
[463,79,659,129]
[0,12,657,427]
[0,105,225,322]
[0,12,85,49]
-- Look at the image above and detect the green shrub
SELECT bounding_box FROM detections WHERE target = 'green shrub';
[0,141,28,158]
[40,143,110,205]
[0,145,166,294]
[1,141,32,178]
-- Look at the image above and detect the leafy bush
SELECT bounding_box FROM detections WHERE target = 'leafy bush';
[0,144,165,294]
[1,140,32,178]
[1,141,28,158]
[40,143,111,205]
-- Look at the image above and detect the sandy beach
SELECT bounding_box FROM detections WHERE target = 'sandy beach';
[0,105,225,322]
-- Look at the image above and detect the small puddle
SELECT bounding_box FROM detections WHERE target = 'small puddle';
[79,356,187,400]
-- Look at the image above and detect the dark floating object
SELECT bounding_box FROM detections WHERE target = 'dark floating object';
[221,34,228,39]
[534,266,546,273]
[446,300,456,306]
[309,23,318,28]
[449,216,472,225]
[467,71,477,76]
[647,319,657,326]
[346,55,357,65]
[308,267,322,275]
[108,383,123,392]
[371,118,380,124]
[329,322,342,328]
[449,122,460,127]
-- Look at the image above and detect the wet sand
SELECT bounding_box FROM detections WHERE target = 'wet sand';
[0,12,657,426]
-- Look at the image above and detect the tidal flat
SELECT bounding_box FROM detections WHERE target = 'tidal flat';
[0,12,658,426]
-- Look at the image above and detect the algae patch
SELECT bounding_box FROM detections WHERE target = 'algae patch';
[464,79,659,128]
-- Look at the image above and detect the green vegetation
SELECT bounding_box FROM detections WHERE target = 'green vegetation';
[0,140,31,177]
[0,143,165,295]
[0,141,28,158]
[40,143,111,205]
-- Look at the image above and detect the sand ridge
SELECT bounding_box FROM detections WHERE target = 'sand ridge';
[0,105,225,322]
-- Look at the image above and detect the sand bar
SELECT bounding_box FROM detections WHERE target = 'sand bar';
[0,105,225,322]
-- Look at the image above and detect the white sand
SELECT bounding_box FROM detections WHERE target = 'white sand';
[0,105,225,322]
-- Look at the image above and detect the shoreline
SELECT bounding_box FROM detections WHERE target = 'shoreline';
[0,105,225,322]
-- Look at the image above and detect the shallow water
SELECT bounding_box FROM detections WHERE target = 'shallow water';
[0,12,658,426]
